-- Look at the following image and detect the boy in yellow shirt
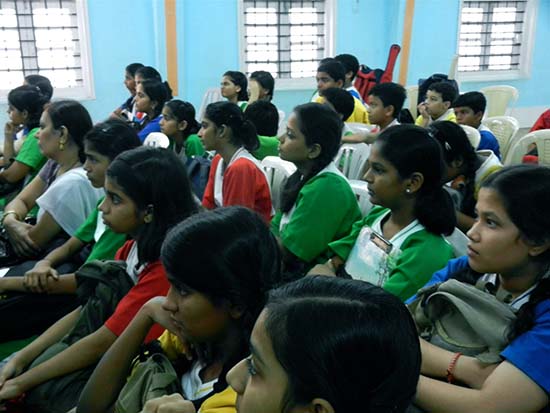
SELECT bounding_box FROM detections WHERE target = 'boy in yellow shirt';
[415,81,458,127]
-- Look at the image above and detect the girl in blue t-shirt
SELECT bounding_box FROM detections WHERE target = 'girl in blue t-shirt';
[415,164,550,412]
[135,79,170,142]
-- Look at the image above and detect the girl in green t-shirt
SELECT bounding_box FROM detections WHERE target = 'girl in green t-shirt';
[160,99,205,159]
[312,124,457,301]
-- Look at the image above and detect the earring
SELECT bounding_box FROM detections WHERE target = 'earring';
[59,141,65,151]
[406,188,412,194]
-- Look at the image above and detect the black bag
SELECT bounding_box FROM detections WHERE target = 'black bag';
[186,155,211,200]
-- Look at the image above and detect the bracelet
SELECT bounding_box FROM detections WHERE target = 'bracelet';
[446,352,462,383]
[2,210,20,224]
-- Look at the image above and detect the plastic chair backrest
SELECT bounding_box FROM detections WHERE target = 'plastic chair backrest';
[480,85,519,118]
[198,87,223,122]
[482,116,520,158]
[405,85,419,118]
[277,109,286,137]
[504,130,550,166]
[348,179,373,216]
[334,143,371,180]
[445,228,469,258]
[260,156,297,210]
[143,132,170,148]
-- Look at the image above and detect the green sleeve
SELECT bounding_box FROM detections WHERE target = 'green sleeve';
[270,211,282,237]
[253,136,279,160]
[329,206,388,260]
[383,232,454,301]
[184,134,205,157]
[14,128,47,171]
[279,174,361,263]
[74,204,100,243]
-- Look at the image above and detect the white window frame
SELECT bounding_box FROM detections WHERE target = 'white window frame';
[456,0,537,82]
[238,0,336,91]
[0,0,94,102]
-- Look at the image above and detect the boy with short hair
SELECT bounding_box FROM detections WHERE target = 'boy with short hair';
[320,87,356,136]
[343,82,406,144]
[334,53,364,103]
[452,91,501,159]
[315,60,369,124]
[244,100,280,160]
[415,82,457,127]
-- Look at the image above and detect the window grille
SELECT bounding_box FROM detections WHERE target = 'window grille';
[242,0,329,79]
[0,0,91,96]
[458,0,528,72]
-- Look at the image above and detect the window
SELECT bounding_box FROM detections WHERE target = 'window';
[239,0,335,89]
[0,0,93,99]
[457,0,537,80]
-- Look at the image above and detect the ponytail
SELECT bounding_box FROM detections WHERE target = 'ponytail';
[414,187,456,236]
[204,101,259,151]
[223,71,249,101]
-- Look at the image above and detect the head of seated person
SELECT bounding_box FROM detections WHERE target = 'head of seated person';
[423,82,458,121]
[452,91,486,129]
[24,74,53,102]
[244,100,279,137]
[316,60,346,93]
[249,70,275,102]
[320,87,354,121]
[334,53,360,89]
[367,82,407,130]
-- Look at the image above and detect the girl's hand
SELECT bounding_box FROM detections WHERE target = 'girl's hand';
[141,393,196,413]
[4,220,40,257]
[3,122,21,140]
[0,378,25,402]
[23,261,58,293]
[0,357,26,389]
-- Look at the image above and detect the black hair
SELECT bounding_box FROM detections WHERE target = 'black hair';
[429,121,478,217]
[161,206,283,398]
[84,119,141,161]
[317,60,346,84]
[368,82,407,117]
[250,70,275,101]
[24,74,53,101]
[265,276,421,413]
[334,53,360,81]
[135,66,173,99]
[7,85,48,129]
[320,87,355,120]
[377,124,456,235]
[223,71,249,101]
[428,81,458,104]
[139,79,170,119]
[244,100,279,137]
[452,91,487,115]
[106,147,198,264]
[125,63,144,77]
[165,100,200,137]
[281,103,342,213]
[205,101,259,151]
[46,100,93,163]
[478,165,550,341]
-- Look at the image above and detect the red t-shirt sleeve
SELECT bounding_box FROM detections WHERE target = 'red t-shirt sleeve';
[114,240,134,260]
[201,155,220,209]
[104,260,170,343]
[530,109,550,132]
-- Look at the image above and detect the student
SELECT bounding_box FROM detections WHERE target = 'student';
[0,120,142,342]
[78,206,284,413]
[416,81,458,127]
[272,103,361,274]
[111,62,144,121]
[319,87,355,127]
[201,101,272,222]
[23,74,53,102]
[335,53,364,103]
[0,85,48,198]
[160,100,205,163]
[249,70,275,102]
[312,125,455,301]
[135,79,170,142]
[413,165,550,413]
[221,71,249,110]
[244,100,280,160]
[0,147,198,412]
[315,60,369,124]
[430,121,502,232]
[344,82,406,144]
[453,91,501,159]
[227,276,421,413]
[2,100,103,259]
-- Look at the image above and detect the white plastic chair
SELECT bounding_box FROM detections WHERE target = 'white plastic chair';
[277,109,286,137]
[345,122,377,135]
[460,125,480,149]
[405,85,419,118]
[348,179,373,217]
[334,143,371,180]
[482,116,520,158]
[480,85,519,118]
[198,87,223,121]
[445,228,469,258]
[143,132,170,148]
[504,130,550,166]
[261,156,297,210]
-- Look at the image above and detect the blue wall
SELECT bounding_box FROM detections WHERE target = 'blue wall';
[1,0,549,126]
